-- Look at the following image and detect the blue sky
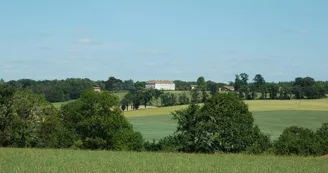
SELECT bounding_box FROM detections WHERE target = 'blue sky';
[1,0,327,83]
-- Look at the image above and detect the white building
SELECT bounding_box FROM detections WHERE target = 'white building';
[145,80,175,90]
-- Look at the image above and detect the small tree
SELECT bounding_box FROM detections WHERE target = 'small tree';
[191,88,200,103]
[273,126,319,156]
[61,90,144,150]
[315,123,328,155]
[178,92,190,105]
[172,93,266,153]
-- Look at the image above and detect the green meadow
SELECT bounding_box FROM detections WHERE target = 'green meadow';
[52,97,328,141]
[1,97,328,173]
[1,148,328,173]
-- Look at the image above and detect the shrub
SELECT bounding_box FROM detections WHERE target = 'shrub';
[273,126,319,156]
[60,90,144,151]
[246,125,272,154]
[144,135,183,152]
[316,123,328,155]
[171,93,265,153]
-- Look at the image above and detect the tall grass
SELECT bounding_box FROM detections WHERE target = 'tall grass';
[1,148,327,173]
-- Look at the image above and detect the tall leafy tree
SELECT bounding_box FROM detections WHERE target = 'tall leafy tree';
[172,93,270,153]
[196,76,206,88]
[105,77,123,92]
[122,79,135,91]
[153,89,164,106]
[207,81,219,95]
[240,73,249,86]
[253,74,266,88]
[191,87,200,103]
[61,90,144,150]
[142,89,154,108]
[234,75,242,91]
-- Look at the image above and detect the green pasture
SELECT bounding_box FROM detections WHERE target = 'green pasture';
[52,97,328,141]
[126,99,328,141]
[1,148,327,173]
[128,110,328,141]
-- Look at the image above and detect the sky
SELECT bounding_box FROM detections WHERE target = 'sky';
[1,0,327,83]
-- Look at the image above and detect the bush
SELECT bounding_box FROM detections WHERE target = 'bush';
[171,93,266,153]
[273,126,320,156]
[60,90,144,151]
[144,135,183,152]
[246,125,272,154]
[316,123,328,155]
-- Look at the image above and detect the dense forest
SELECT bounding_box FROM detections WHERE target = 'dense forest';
[1,73,328,104]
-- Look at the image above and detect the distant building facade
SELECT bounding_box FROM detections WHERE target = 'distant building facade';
[145,80,175,90]
[190,85,198,90]
[93,87,101,92]
[221,85,235,92]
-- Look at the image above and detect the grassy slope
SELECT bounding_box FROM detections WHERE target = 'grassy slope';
[124,99,328,117]
[1,148,327,173]
[125,99,328,141]
[128,111,328,141]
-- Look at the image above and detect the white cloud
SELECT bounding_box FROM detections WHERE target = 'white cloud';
[297,29,309,34]
[137,50,168,55]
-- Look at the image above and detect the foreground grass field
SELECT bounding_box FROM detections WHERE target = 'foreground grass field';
[1,148,327,173]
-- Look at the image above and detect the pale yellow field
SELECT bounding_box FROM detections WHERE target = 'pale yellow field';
[124,99,328,117]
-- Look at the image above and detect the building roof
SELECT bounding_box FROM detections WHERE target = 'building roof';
[146,80,174,84]
[223,85,235,90]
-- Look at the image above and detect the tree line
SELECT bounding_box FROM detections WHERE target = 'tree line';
[1,84,327,156]
[232,73,328,100]
[1,74,327,104]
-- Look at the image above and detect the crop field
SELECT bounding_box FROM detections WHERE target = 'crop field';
[52,97,328,141]
[1,148,328,173]
[128,110,328,141]
[126,99,328,141]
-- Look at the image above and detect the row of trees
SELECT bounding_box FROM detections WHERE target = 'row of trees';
[2,74,327,104]
[2,84,327,156]
[232,73,328,100]
[0,85,143,150]
[119,76,217,110]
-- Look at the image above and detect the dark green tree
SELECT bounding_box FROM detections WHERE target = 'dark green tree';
[191,87,200,103]
[207,81,219,96]
[178,92,190,105]
[240,73,249,86]
[234,75,242,91]
[153,89,164,106]
[105,77,123,92]
[142,89,154,108]
[196,76,206,88]
[60,90,144,150]
[273,126,319,156]
[172,93,268,153]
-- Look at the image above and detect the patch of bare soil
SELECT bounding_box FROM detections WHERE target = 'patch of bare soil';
[321,154,328,158]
